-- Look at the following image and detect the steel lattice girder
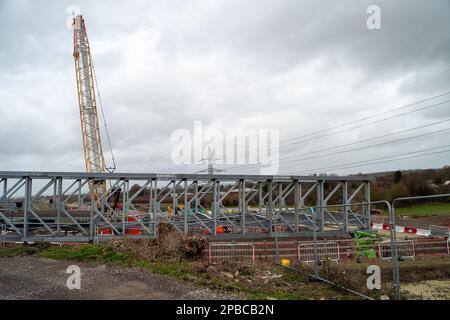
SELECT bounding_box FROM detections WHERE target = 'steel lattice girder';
[0,171,373,242]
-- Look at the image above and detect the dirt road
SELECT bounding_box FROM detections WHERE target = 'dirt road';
[0,256,234,300]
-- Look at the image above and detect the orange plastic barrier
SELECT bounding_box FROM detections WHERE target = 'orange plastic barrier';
[126,216,142,235]
[96,227,112,235]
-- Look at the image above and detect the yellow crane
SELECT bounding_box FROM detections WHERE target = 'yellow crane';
[72,14,115,199]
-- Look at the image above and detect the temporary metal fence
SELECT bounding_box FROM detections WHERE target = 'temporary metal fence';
[378,240,415,260]
[429,224,450,237]
[413,238,450,256]
[391,194,450,299]
[254,241,298,263]
[203,195,450,300]
[298,241,340,263]
[208,242,256,262]
[205,236,450,264]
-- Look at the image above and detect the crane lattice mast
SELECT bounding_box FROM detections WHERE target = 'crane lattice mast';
[73,15,106,195]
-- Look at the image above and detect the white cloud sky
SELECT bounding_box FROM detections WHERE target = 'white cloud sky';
[0,0,449,175]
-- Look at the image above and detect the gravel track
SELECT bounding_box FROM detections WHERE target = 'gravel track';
[0,256,235,300]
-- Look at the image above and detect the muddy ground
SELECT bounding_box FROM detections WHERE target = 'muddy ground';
[0,256,234,300]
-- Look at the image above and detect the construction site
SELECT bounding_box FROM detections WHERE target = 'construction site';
[1,5,450,303]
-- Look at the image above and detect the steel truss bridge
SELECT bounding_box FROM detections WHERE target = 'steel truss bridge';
[0,171,373,242]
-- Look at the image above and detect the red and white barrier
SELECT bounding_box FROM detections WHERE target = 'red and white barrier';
[371,223,431,236]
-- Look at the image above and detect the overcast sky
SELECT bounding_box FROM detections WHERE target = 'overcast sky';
[0,0,449,176]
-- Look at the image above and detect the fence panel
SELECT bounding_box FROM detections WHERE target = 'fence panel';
[208,243,255,262]
[429,225,450,237]
[378,240,415,260]
[253,242,299,263]
[413,238,449,256]
[297,241,340,263]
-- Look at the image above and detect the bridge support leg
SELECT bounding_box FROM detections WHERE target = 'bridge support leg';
[343,181,349,233]
[268,179,273,236]
[184,179,188,235]
[364,181,371,229]
[23,177,31,241]
[316,180,324,232]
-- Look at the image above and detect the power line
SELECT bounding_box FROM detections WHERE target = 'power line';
[160,88,450,174]
[225,115,450,171]
[278,99,450,147]
[268,67,450,134]
[277,117,450,161]
[229,95,450,164]
[282,91,450,143]
[171,95,450,174]
[226,126,450,172]
[285,144,450,174]
[276,126,450,166]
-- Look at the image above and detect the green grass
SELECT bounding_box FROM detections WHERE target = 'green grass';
[0,245,40,256]
[395,203,450,217]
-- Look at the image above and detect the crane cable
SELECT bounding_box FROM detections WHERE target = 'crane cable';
[91,61,117,173]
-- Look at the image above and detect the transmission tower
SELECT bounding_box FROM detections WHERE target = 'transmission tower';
[196,148,222,174]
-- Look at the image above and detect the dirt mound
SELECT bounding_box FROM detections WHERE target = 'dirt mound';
[192,260,289,292]
[106,223,209,261]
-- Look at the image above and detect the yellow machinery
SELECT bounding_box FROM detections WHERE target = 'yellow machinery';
[167,205,185,218]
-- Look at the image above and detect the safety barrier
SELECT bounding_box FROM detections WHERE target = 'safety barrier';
[125,216,142,235]
[337,239,357,260]
[413,238,449,256]
[203,236,449,263]
[253,242,298,262]
[378,240,415,260]
[95,226,113,235]
[297,241,340,263]
[430,225,450,237]
[208,243,255,262]
[94,225,114,245]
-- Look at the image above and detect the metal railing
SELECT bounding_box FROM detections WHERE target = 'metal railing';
[298,241,340,263]
[208,242,256,262]
[392,193,450,300]
[378,240,415,260]
[429,224,450,237]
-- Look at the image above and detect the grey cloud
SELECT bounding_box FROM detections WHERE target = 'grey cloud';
[0,0,449,175]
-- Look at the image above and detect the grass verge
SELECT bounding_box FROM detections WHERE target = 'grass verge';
[395,203,450,217]
[0,242,359,300]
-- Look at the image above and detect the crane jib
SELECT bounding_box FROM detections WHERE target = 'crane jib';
[73,15,107,197]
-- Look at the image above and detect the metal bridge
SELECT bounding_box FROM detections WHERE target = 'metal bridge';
[0,171,372,242]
